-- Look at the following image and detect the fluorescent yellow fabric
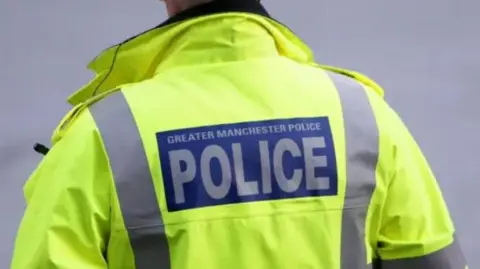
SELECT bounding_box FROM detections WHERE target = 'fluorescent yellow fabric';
[11,12,462,269]
[11,110,112,269]
[364,85,457,260]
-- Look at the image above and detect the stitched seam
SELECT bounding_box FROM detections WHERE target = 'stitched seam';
[126,204,368,229]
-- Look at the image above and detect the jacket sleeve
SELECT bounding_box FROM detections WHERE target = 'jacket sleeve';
[375,104,468,269]
[11,109,111,269]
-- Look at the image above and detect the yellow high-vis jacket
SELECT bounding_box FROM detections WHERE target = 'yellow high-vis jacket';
[11,0,467,268]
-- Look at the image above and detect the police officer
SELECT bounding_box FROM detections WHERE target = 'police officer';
[11,0,468,268]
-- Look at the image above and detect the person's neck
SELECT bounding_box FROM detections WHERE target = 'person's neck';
[161,0,269,27]
[167,0,215,17]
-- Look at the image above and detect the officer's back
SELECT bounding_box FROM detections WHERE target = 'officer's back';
[11,0,468,268]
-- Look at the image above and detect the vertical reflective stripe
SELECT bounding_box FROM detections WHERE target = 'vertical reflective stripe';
[90,91,170,269]
[326,71,379,269]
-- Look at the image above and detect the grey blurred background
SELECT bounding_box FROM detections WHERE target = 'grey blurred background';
[0,0,478,268]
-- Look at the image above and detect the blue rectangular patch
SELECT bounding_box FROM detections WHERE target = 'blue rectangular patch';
[157,117,338,212]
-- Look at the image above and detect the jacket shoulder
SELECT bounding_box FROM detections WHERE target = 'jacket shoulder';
[317,64,385,98]
[51,88,124,144]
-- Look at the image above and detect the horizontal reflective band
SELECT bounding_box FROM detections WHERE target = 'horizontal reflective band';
[90,91,171,269]
[380,240,467,269]
[326,71,379,269]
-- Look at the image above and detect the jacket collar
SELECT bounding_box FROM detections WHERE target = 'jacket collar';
[110,0,272,49]
[68,0,313,105]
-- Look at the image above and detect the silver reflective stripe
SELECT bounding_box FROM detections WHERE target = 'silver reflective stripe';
[90,91,170,269]
[380,239,467,269]
[326,71,379,269]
